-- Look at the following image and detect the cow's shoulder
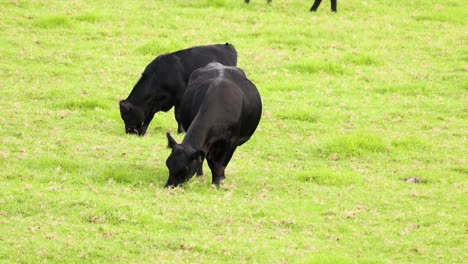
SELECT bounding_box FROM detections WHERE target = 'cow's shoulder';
[143,53,182,77]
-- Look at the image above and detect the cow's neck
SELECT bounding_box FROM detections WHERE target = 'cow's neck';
[181,114,211,153]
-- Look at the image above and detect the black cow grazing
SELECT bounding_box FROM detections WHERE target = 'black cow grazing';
[164,62,262,188]
[120,43,237,136]
[244,0,337,12]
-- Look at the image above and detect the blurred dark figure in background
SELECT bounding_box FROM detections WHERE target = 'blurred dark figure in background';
[244,0,272,3]
[245,1,337,12]
[311,0,337,12]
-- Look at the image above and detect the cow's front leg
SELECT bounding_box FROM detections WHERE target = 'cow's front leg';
[174,104,185,133]
[177,122,185,133]
[140,112,156,136]
[196,156,205,177]
[207,159,225,187]
[207,142,237,187]
[212,166,225,187]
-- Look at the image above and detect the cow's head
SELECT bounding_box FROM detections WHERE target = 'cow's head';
[164,132,204,188]
[119,100,146,135]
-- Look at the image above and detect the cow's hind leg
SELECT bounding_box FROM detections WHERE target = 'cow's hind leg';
[310,0,322,11]
[331,0,337,12]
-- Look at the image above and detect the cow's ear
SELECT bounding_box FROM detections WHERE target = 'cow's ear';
[166,132,177,149]
[120,100,132,111]
[191,150,205,163]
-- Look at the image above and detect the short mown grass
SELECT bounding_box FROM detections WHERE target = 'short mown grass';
[0,0,467,263]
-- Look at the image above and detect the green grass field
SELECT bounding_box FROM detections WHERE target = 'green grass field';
[0,0,466,262]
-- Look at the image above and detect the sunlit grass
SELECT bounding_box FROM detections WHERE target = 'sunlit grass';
[0,0,466,262]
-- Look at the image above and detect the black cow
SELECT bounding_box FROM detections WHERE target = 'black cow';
[244,0,337,12]
[120,43,237,136]
[164,62,262,188]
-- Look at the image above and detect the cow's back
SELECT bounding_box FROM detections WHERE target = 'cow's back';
[181,63,261,142]
[127,43,237,102]
[169,43,237,82]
